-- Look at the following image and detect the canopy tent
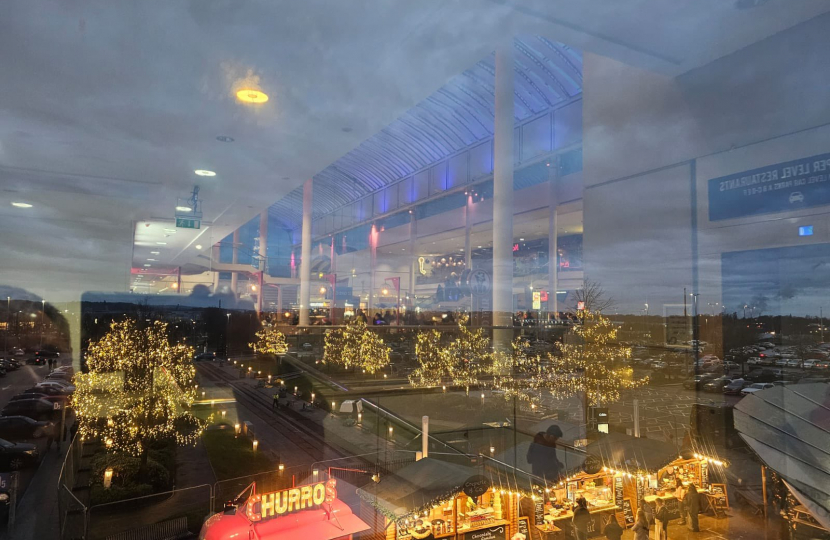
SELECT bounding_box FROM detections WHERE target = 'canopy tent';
[585,432,681,474]
[734,382,830,530]
[357,458,477,521]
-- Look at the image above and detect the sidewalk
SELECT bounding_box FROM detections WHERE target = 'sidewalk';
[4,443,68,540]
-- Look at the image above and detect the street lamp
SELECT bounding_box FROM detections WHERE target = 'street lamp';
[40,299,45,348]
[5,297,9,354]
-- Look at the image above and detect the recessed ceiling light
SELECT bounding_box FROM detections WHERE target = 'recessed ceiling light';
[150,251,160,255]
[195,244,203,250]
[519,238,525,241]
[477,245,483,248]
[147,258,157,261]
[156,242,167,245]
[175,205,193,212]
[164,228,177,233]
[216,135,234,143]
[11,202,32,208]
[194,170,216,177]
[236,89,269,104]
[144,264,152,267]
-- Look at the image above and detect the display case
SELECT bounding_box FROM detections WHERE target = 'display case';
[394,490,508,540]
[529,472,618,538]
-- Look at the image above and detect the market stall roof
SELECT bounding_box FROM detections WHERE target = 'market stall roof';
[199,499,370,540]
[357,458,477,520]
[586,432,681,473]
[494,441,586,483]
[734,383,830,531]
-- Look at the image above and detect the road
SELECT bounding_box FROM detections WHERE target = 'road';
[0,359,71,539]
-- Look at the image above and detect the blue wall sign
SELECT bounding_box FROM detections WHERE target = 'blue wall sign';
[708,152,830,221]
[798,225,814,237]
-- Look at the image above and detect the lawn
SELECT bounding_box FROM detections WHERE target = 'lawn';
[202,428,276,481]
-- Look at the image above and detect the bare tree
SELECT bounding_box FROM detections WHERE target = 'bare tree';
[571,280,616,314]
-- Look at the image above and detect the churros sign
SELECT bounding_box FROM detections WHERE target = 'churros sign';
[246,479,337,522]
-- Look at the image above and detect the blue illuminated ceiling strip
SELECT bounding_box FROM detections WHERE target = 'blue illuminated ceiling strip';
[269,36,583,230]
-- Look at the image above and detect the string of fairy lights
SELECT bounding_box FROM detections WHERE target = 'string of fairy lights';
[406,309,648,408]
[409,318,490,392]
[249,325,289,355]
[322,318,391,374]
[73,320,208,456]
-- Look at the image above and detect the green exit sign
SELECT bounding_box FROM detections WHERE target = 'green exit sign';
[176,218,201,229]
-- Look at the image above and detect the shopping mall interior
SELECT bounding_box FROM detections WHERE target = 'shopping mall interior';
[1,2,830,540]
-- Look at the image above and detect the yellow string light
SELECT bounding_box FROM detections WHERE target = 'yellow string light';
[72,320,208,456]
[323,318,390,374]
[249,324,289,355]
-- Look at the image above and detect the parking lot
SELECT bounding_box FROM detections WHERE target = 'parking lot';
[0,356,74,536]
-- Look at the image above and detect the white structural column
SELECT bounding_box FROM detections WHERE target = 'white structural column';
[465,195,474,314]
[409,213,417,304]
[548,156,559,318]
[299,179,313,326]
[369,225,378,315]
[258,210,268,314]
[492,40,515,349]
[230,228,240,296]
[212,243,221,293]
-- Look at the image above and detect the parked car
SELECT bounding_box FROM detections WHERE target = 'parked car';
[45,371,72,381]
[35,380,75,393]
[24,357,46,366]
[802,360,816,369]
[193,352,216,362]
[0,416,51,440]
[741,382,776,396]
[786,359,802,368]
[703,376,732,393]
[745,369,784,383]
[0,359,19,371]
[683,374,716,390]
[0,438,39,471]
[774,358,789,367]
[1,399,61,422]
[22,386,70,397]
[723,361,739,371]
[747,357,762,366]
[10,393,69,408]
[816,360,830,369]
[650,361,667,370]
[723,379,749,395]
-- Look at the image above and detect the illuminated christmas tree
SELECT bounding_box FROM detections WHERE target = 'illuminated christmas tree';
[409,318,490,392]
[444,317,490,391]
[491,311,645,413]
[73,320,206,459]
[551,309,645,407]
[323,318,390,374]
[249,324,289,356]
[408,329,448,387]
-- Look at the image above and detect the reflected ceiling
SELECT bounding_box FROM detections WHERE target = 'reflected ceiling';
[269,36,582,230]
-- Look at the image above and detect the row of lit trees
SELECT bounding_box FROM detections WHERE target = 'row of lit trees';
[409,310,648,409]
[73,318,291,463]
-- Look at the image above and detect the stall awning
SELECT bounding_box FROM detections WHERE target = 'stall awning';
[200,499,370,540]
[734,382,830,530]
[585,432,681,473]
[357,458,476,520]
